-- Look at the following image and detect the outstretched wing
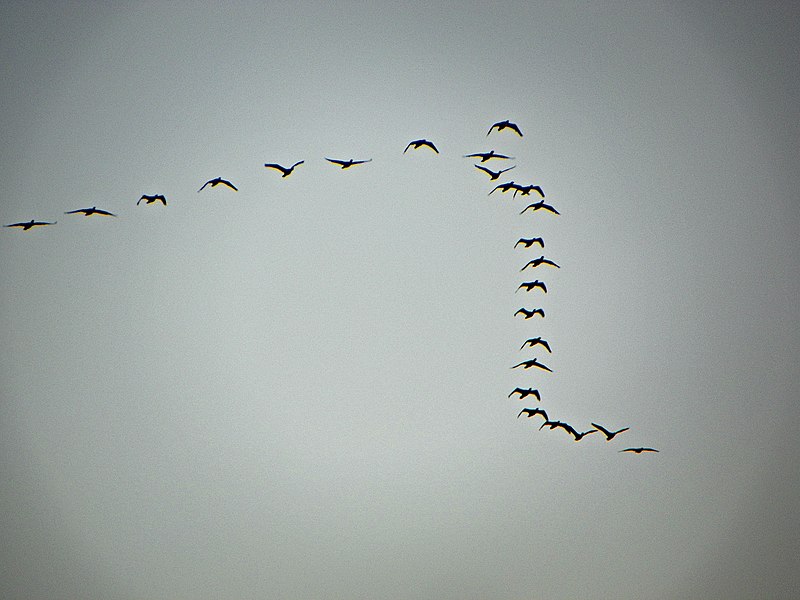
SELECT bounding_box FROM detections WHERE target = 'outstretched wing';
[264,163,288,174]
[325,157,346,166]
[220,179,238,191]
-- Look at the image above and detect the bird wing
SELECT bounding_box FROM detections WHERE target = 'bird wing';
[424,140,439,153]
[509,122,523,136]
[198,180,212,192]
[351,159,372,165]
[533,361,552,372]
[93,209,117,216]
[325,158,346,166]
[220,179,238,191]
[403,142,413,153]
[64,208,86,214]
[291,161,304,169]
[264,163,287,173]
[613,427,631,436]
[137,196,145,205]
[542,203,560,215]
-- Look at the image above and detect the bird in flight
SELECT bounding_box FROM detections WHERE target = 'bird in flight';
[463,150,514,162]
[520,201,560,215]
[515,307,545,319]
[64,206,116,217]
[512,184,545,198]
[539,420,575,436]
[508,388,541,401]
[520,337,552,352]
[489,181,518,195]
[404,139,439,154]
[325,157,372,169]
[511,358,553,373]
[571,428,598,442]
[474,164,515,180]
[264,161,304,177]
[487,120,523,137]
[518,407,548,421]
[521,256,561,271]
[517,280,547,294]
[591,422,630,441]
[198,177,238,192]
[515,237,545,249]
[138,194,167,206]
[620,447,659,454]
[4,219,56,230]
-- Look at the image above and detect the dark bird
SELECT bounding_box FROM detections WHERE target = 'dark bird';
[591,422,630,441]
[474,164,515,180]
[4,219,56,230]
[64,206,116,217]
[520,337,552,352]
[508,388,541,401]
[515,237,545,249]
[539,420,576,437]
[620,447,659,454]
[520,201,560,215]
[138,194,167,206]
[325,157,372,169]
[511,358,553,373]
[489,181,518,195]
[463,150,514,162]
[487,120,523,137]
[512,184,545,198]
[571,428,598,442]
[521,256,561,271]
[198,177,238,192]
[516,280,547,294]
[404,139,438,154]
[518,407,548,421]
[264,161,304,177]
[514,307,545,319]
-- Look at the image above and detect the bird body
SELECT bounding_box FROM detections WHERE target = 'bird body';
[4,219,56,230]
[517,281,547,294]
[487,120,523,137]
[64,206,116,217]
[512,184,545,198]
[511,358,553,373]
[463,150,514,162]
[620,447,659,454]
[515,237,545,249]
[508,388,541,401]
[264,161,304,177]
[591,422,630,441]
[520,337,552,352]
[514,307,545,319]
[138,194,167,206]
[474,164,515,180]
[518,408,548,420]
[325,157,372,169]
[404,139,438,154]
[520,201,560,215]
[521,256,561,271]
[198,177,238,192]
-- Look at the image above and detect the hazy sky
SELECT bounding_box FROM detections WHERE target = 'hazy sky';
[1,2,798,599]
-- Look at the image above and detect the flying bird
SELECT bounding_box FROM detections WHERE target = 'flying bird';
[514,307,545,319]
[463,150,514,162]
[508,388,541,401]
[489,181,518,195]
[487,120,523,137]
[404,139,438,154]
[515,237,545,249]
[539,420,576,437]
[138,194,167,206]
[64,206,116,217]
[520,337,552,352]
[474,164,515,180]
[571,428,598,442]
[620,447,659,454]
[518,408,548,421]
[325,157,372,169]
[516,281,547,294]
[512,184,545,198]
[511,358,553,373]
[520,201,560,215]
[198,177,238,192]
[521,256,561,271]
[591,422,630,441]
[264,161,304,177]
[4,219,56,230]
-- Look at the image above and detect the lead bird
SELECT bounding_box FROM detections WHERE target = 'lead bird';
[518,407,548,421]
[404,139,438,154]
[591,422,630,441]
[4,219,56,230]
[515,307,545,319]
[325,157,372,169]
[487,120,523,137]
[138,194,166,206]
[463,150,514,162]
[520,337,552,352]
[65,206,116,217]
[198,177,238,192]
[264,161,304,177]
[474,164,515,180]
[517,280,547,293]
[511,358,553,373]
[521,256,561,270]
[508,388,541,401]
[515,237,545,249]
[520,201,560,215]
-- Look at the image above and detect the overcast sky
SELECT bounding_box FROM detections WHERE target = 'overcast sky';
[1,2,798,599]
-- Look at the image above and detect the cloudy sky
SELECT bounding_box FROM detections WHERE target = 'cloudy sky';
[1,2,798,599]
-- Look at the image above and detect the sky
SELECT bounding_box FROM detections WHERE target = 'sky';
[1,2,798,599]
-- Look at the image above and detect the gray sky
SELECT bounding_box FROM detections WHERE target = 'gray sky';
[1,2,798,599]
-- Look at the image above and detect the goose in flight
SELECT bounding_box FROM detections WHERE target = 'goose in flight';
[264,161,304,177]
[138,194,167,206]
[487,120,523,137]
[508,388,541,401]
[591,422,630,441]
[511,358,553,373]
[325,157,372,169]
[517,280,547,294]
[514,307,545,319]
[474,164,515,180]
[404,139,439,154]
[539,420,575,436]
[520,201,560,215]
[4,219,56,230]
[520,337,552,352]
[518,407,548,421]
[489,181,518,195]
[512,184,545,198]
[521,256,561,270]
[463,150,514,162]
[620,447,659,454]
[64,206,116,217]
[198,177,238,192]
[515,237,545,249]
[571,428,598,442]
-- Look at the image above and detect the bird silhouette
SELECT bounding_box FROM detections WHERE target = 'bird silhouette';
[591,422,630,441]
[511,358,553,373]
[521,256,561,271]
[325,157,372,169]
[508,388,541,401]
[489,181,518,195]
[512,184,545,198]
[515,237,545,249]
[404,139,438,154]
[515,307,545,319]
[64,206,117,217]
[539,420,575,436]
[571,428,598,441]
[516,280,547,293]
[138,194,167,206]
[474,164,515,180]
[4,219,56,230]
[487,120,523,137]
[620,447,659,454]
[264,161,304,177]
[520,201,560,215]
[198,177,238,192]
[520,337,552,352]
[463,150,514,162]
[518,407,548,420]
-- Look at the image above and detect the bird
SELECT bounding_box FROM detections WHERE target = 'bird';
[64,206,116,217]
[591,422,630,441]
[521,256,561,271]
[516,280,547,294]
[198,177,238,192]
[325,157,372,169]
[620,447,659,454]
[518,408,548,421]
[515,307,545,319]
[487,120,523,137]
[515,237,545,249]
[571,428,598,442]
[404,139,438,154]
[463,150,514,162]
[539,420,576,437]
[520,337,552,352]
[508,388,541,401]
[138,194,167,206]
[520,201,560,215]
[4,219,56,230]
[489,181,518,195]
[511,358,553,373]
[474,164,515,180]
[512,184,545,198]
[264,161,304,177]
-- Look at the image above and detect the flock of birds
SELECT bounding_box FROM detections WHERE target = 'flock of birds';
[5,118,656,454]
